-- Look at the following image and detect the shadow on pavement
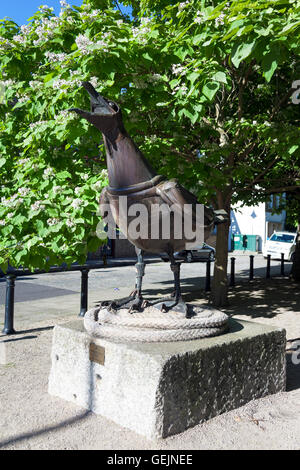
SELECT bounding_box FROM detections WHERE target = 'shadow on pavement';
[0,326,54,339]
[0,411,91,449]
[225,278,300,319]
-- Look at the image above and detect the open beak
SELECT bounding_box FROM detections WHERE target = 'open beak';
[68,81,117,118]
[68,82,121,135]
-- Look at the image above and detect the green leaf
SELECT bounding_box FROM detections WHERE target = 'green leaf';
[289,145,298,155]
[262,43,282,82]
[56,170,72,180]
[174,47,189,60]
[231,40,256,68]
[0,157,6,167]
[202,82,220,101]
[279,21,300,36]
[211,72,227,84]
[142,52,152,61]
[187,72,199,84]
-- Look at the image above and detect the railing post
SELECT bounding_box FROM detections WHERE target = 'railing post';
[266,254,271,279]
[230,257,235,287]
[281,253,285,276]
[79,268,89,317]
[2,274,16,335]
[249,255,254,281]
[205,259,211,291]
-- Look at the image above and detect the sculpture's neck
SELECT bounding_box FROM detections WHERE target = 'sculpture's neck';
[103,131,157,189]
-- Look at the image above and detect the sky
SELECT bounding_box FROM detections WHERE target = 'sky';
[0,0,101,25]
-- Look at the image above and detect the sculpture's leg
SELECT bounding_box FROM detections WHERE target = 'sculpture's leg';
[152,252,188,316]
[99,249,146,313]
[128,249,147,312]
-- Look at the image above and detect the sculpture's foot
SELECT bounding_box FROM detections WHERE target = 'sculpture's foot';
[149,292,176,307]
[152,297,189,317]
[98,290,149,313]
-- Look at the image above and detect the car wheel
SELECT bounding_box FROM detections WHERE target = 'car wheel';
[290,252,296,263]
[186,252,193,263]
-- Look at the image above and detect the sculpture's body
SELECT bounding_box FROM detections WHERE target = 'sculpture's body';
[70,82,227,315]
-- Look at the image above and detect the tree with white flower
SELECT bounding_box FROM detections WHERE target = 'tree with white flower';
[0,0,299,306]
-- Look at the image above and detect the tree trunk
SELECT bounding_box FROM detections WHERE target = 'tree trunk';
[290,221,300,282]
[211,196,231,307]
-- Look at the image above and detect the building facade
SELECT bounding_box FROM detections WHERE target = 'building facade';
[229,195,286,252]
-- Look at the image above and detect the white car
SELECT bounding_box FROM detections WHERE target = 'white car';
[263,231,297,262]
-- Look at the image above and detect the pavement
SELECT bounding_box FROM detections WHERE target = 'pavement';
[0,253,289,330]
[0,254,299,450]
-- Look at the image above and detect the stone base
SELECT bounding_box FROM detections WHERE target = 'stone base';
[48,319,286,439]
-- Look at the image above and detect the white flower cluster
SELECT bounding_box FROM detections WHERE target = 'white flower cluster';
[75,34,93,54]
[45,51,68,63]
[100,169,108,178]
[18,158,30,165]
[53,73,85,92]
[1,79,15,87]
[29,80,43,90]
[178,2,189,11]
[29,120,47,130]
[13,35,27,45]
[141,17,151,25]
[17,95,30,103]
[132,72,162,89]
[31,201,45,211]
[194,11,204,24]
[79,9,101,23]
[171,84,188,95]
[53,185,62,194]
[11,25,32,46]
[33,16,61,46]
[131,20,151,44]
[147,74,163,84]
[47,217,60,226]
[43,167,55,178]
[0,37,13,50]
[66,219,75,227]
[71,198,83,209]
[172,64,186,76]
[1,194,24,208]
[20,24,31,35]
[90,76,99,88]
[18,187,30,196]
[53,78,71,91]
[75,32,110,54]
[56,109,79,121]
[215,13,225,27]
[60,0,71,9]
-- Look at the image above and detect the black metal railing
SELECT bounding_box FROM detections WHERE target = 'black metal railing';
[228,252,289,286]
[0,259,147,335]
[1,253,291,335]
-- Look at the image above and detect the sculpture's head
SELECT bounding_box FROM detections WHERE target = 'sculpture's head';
[69,82,124,141]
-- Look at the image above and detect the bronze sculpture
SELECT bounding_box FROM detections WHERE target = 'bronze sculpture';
[70,82,227,315]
